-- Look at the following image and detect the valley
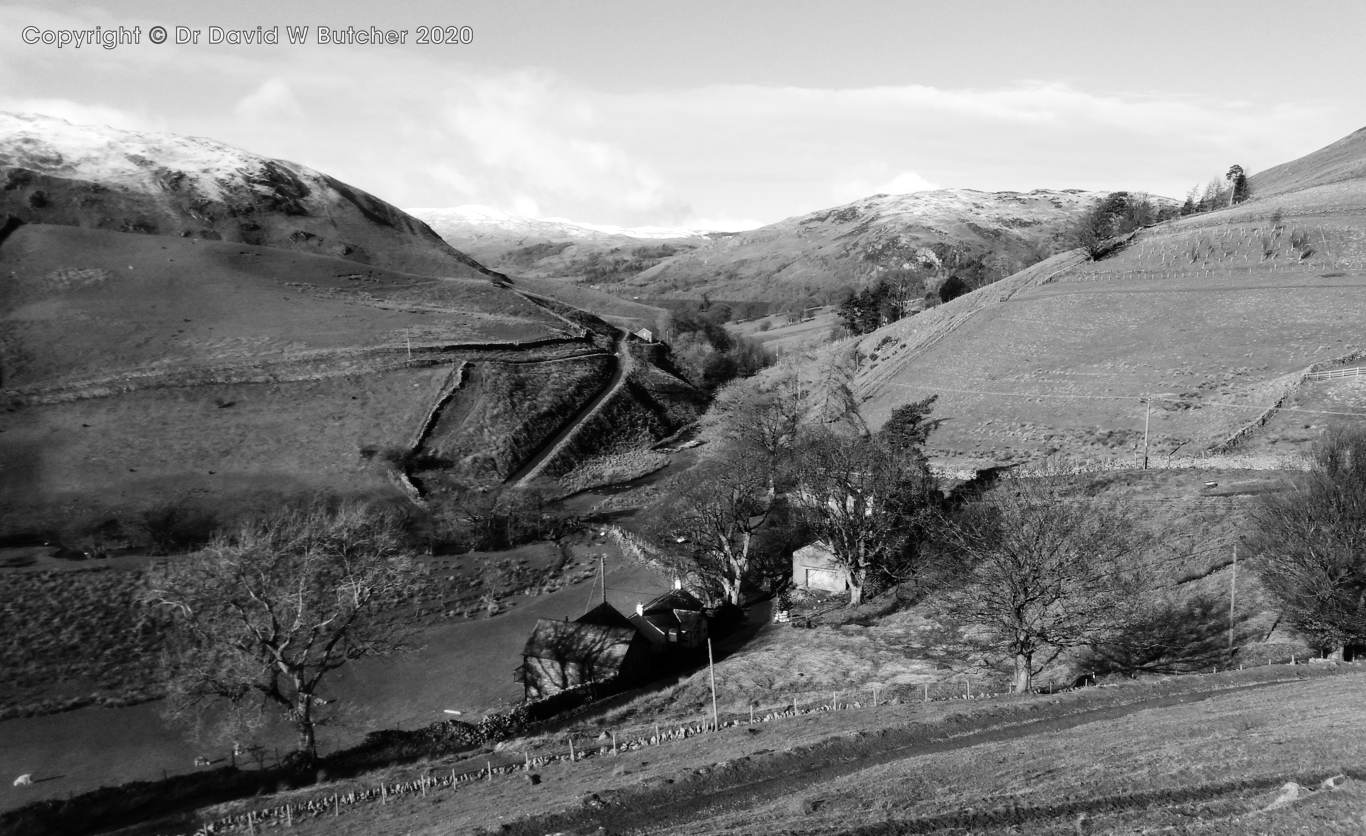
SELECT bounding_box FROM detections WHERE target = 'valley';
[5,109,1366,836]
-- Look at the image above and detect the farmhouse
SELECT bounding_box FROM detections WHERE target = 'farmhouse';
[518,602,653,701]
[633,327,655,343]
[630,586,709,651]
[792,541,848,593]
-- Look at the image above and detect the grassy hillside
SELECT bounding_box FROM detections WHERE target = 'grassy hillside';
[506,275,671,334]
[1249,124,1366,198]
[821,141,1366,472]
[0,224,695,534]
[141,666,1366,835]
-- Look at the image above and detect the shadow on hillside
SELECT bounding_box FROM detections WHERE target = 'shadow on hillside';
[1085,591,1254,676]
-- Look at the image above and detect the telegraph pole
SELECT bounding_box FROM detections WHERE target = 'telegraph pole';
[1142,397,1152,469]
[600,554,606,604]
[1229,545,1237,655]
[708,639,719,732]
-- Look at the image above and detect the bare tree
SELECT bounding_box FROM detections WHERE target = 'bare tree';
[791,429,938,606]
[647,451,779,606]
[145,500,430,764]
[703,364,809,485]
[1246,428,1366,657]
[938,477,1146,693]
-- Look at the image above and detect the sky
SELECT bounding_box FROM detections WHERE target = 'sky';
[1,0,1362,230]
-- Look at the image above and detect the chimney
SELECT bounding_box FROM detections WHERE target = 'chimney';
[674,577,682,591]
[635,602,644,617]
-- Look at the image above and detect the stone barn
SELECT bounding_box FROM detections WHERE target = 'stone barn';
[792,542,848,593]
[519,602,653,701]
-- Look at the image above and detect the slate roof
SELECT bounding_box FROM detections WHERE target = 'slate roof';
[641,588,706,616]
[521,618,637,672]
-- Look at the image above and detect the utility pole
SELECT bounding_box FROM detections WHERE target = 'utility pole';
[708,639,719,732]
[1229,545,1237,655]
[600,554,606,604]
[1142,397,1152,469]
[406,328,412,361]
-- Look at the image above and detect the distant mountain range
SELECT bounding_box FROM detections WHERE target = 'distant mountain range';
[623,188,1123,305]
[415,189,1134,308]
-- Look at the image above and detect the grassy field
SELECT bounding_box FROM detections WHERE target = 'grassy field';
[844,206,1366,471]
[0,366,442,535]
[1,224,689,531]
[0,564,165,720]
[729,308,842,356]
[0,534,674,816]
[151,665,1366,835]
[0,225,573,394]
[507,275,670,334]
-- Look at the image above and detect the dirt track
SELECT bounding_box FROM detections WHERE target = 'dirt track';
[507,328,631,486]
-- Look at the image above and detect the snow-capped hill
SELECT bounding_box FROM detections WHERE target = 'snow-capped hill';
[408,204,714,244]
[407,205,717,278]
[0,112,494,278]
[625,188,1145,303]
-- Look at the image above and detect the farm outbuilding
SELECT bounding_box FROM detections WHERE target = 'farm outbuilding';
[792,542,848,593]
[519,603,653,701]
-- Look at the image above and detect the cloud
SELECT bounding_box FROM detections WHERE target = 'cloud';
[433,71,692,225]
[683,216,765,232]
[0,97,158,132]
[234,79,302,121]
[0,10,1350,229]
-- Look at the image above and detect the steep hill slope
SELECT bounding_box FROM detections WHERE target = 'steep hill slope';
[0,113,496,279]
[814,132,1366,473]
[0,119,704,537]
[410,204,715,283]
[619,189,1110,306]
[1249,124,1366,198]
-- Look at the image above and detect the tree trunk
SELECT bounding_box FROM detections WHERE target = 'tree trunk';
[723,575,742,607]
[295,696,317,764]
[847,567,865,608]
[1012,653,1032,694]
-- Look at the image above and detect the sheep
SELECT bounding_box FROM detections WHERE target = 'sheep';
[13,774,32,787]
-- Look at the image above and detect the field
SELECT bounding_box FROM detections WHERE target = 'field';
[846,204,1366,471]
[0,224,695,531]
[506,276,672,334]
[148,664,1366,836]
[0,225,574,395]
[728,308,842,356]
[0,534,675,815]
